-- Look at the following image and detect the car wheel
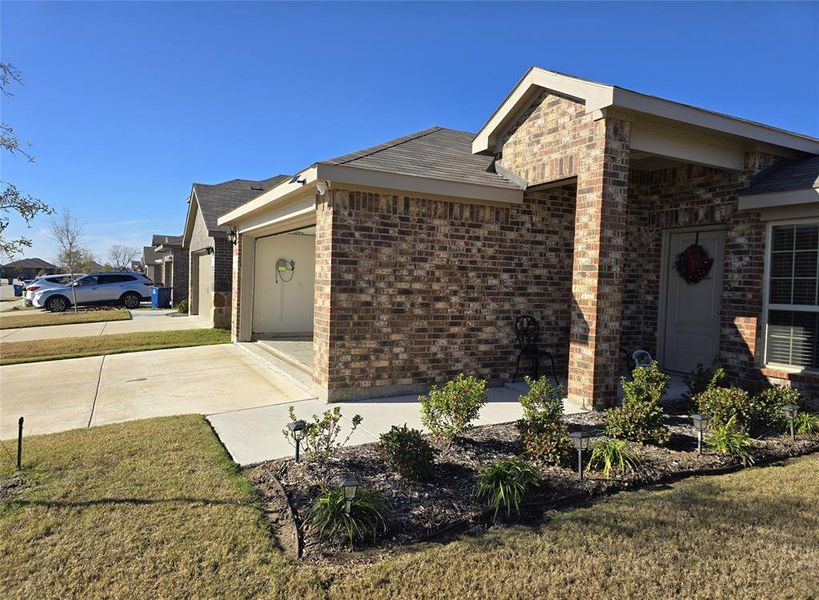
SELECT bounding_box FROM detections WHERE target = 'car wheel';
[46,296,68,313]
[121,292,141,309]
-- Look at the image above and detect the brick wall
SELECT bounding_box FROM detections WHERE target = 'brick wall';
[317,186,576,400]
[188,199,232,327]
[621,152,783,387]
[498,90,595,186]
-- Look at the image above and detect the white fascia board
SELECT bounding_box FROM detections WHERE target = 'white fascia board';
[181,190,196,248]
[315,163,524,204]
[630,119,745,170]
[218,166,318,226]
[237,194,316,236]
[737,187,819,210]
[603,88,819,154]
[472,68,612,155]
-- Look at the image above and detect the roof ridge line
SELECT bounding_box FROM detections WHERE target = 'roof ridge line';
[334,127,443,165]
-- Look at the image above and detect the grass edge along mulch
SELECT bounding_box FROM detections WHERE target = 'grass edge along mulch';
[0,327,231,365]
[0,309,132,330]
[1,416,817,599]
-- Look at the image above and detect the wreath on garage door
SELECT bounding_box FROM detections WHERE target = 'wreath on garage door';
[674,233,714,284]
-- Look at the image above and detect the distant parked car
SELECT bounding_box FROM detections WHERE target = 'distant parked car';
[24,273,82,306]
[32,272,154,312]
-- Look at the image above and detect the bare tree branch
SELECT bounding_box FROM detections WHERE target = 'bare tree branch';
[109,244,140,270]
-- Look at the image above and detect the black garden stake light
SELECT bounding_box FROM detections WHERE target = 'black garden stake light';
[569,430,592,481]
[338,474,360,515]
[782,404,799,441]
[288,419,308,462]
[691,414,710,455]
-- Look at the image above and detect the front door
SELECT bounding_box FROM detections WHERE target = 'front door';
[662,230,725,373]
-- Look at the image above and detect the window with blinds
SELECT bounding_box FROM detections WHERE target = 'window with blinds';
[766,222,819,369]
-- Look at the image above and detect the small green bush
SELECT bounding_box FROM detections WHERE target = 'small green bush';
[604,362,670,445]
[695,385,799,434]
[516,376,572,465]
[793,411,819,436]
[684,363,728,398]
[587,439,642,479]
[707,415,755,466]
[305,486,388,545]
[474,458,541,522]
[420,374,487,444]
[175,298,189,313]
[283,406,362,459]
[376,425,438,481]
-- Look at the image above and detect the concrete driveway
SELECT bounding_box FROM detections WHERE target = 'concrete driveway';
[0,308,207,343]
[0,344,314,439]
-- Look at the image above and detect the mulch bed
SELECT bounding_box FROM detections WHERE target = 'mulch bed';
[247,408,819,566]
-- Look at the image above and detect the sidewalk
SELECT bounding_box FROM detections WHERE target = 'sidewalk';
[208,381,588,466]
[0,308,207,343]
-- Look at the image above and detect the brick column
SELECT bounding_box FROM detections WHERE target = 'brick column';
[312,192,332,397]
[230,234,242,342]
[567,117,631,409]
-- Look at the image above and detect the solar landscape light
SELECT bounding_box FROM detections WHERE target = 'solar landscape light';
[287,419,308,462]
[691,414,710,455]
[338,474,360,515]
[569,430,592,481]
[782,404,799,441]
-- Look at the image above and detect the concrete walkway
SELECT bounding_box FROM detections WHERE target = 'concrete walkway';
[208,381,587,466]
[0,344,313,439]
[0,308,207,343]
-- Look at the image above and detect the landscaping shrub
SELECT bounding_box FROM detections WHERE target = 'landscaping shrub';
[793,411,819,436]
[176,298,188,313]
[474,457,540,522]
[516,376,572,465]
[283,406,362,459]
[684,362,728,398]
[587,439,642,479]
[376,425,438,481]
[305,486,388,545]
[695,385,799,434]
[419,374,487,444]
[604,362,671,445]
[707,415,755,466]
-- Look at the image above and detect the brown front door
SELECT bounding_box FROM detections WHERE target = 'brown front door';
[662,230,725,373]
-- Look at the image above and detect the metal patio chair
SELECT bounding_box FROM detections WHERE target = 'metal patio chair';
[512,315,559,386]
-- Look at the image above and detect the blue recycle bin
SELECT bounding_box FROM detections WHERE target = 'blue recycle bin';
[13,284,24,297]
[151,286,172,309]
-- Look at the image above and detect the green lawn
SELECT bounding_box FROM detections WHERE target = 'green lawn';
[1,416,817,599]
[0,328,231,365]
[0,309,131,329]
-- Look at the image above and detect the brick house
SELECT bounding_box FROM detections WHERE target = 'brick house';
[181,176,287,327]
[218,68,819,408]
[150,234,188,306]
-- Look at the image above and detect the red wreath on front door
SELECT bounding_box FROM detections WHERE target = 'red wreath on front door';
[675,240,714,284]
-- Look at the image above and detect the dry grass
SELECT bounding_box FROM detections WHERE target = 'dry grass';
[2,417,817,599]
[0,328,231,365]
[0,416,291,599]
[0,309,131,330]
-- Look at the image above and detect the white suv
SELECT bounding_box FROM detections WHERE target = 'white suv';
[24,273,83,306]
[33,272,154,312]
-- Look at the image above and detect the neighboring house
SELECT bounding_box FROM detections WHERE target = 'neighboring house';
[182,176,287,327]
[1,257,60,280]
[151,234,189,305]
[218,67,819,407]
[142,246,162,283]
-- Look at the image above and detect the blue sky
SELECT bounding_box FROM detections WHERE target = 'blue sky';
[2,1,817,264]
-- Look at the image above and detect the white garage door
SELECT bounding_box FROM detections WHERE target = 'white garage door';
[252,233,315,335]
[197,253,213,324]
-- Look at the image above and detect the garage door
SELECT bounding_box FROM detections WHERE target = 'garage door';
[252,233,315,335]
[197,253,213,324]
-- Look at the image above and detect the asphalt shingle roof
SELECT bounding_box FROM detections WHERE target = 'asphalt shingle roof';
[323,127,523,190]
[151,234,183,246]
[1,257,57,269]
[193,176,289,234]
[744,155,819,195]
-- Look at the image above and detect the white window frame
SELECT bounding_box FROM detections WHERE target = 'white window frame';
[762,217,819,372]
